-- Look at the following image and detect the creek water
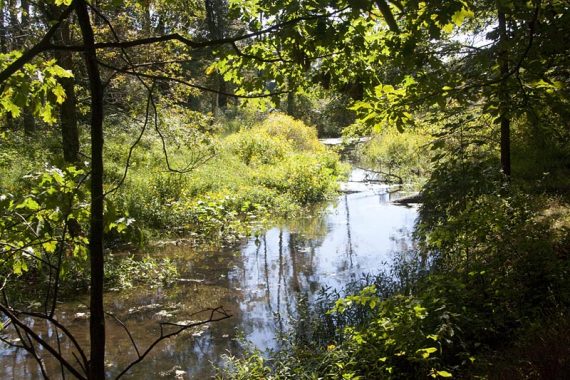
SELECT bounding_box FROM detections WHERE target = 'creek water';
[0,167,418,379]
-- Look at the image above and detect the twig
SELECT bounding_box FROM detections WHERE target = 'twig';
[115,306,231,379]
[106,312,140,358]
[0,304,87,380]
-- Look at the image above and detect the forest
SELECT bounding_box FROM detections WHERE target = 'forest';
[0,0,568,379]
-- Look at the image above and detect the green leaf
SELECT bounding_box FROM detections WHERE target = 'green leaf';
[52,85,67,104]
[16,197,40,211]
[1,96,21,117]
[417,347,437,358]
[452,8,474,27]
[442,23,454,33]
[42,241,58,253]
[437,370,453,378]
[40,103,57,124]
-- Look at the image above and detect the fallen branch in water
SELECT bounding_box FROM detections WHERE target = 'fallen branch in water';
[354,165,404,184]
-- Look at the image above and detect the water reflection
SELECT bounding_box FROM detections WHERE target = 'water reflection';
[230,181,418,355]
[0,169,418,379]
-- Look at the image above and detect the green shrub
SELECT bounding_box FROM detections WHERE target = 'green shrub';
[259,113,323,152]
[357,127,432,186]
[225,129,288,165]
[256,153,340,204]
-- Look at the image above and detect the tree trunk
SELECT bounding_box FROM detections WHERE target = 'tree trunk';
[205,0,228,111]
[47,4,80,163]
[21,0,36,136]
[57,16,80,163]
[8,0,17,49]
[287,86,296,116]
[23,107,35,135]
[497,5,511,177]
[75,1,106,378]
[0,1,6,53]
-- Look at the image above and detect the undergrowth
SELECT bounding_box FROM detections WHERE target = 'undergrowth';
[0,112,346,298]
[217,155,570,379]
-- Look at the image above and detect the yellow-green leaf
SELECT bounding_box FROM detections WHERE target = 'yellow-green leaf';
[43,241,58,253]
[452,7,474,27]
[52,85,67,104]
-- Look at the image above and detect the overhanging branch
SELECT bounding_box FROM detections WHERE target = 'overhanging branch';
[0,3,74,84]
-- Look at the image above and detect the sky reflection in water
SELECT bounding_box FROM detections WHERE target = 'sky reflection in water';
[0,169,418,379]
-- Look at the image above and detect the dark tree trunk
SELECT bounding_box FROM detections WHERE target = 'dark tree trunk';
[55,43,80,162]
[287,83,296,116]
[23,108,35,135]
[58,69,80,162]
[142,0,152,35]
[47,4,80,163]
[205,0,228,111]
[217,75,228,109]
[8,0,17,49]
[21,0,35,136]
[497,5,511,177]
[0,2,7,130]
[0,1,6,53]
[75,1,106,379]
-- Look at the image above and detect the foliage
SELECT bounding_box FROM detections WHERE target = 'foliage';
[285,88,356,137]
[106,112,344,244]
[257,113,324,152]
[226,128,288,165]
[356,125,432,185]
[0,162,168,298]
[256,152,341,204]
[216,349,272,380]
[0,165,90,279]
[511,114,570,193]
[0,54,73,124]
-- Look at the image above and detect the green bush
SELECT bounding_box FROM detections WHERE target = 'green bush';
[106,113,345,245]
[225,129,288,165]
[259,113,323,152]
[357,127,432,186]
[256,152,340,204]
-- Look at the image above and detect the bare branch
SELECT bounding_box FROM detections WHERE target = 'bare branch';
[18,310,89,373]
[115,307,231,380]
[97,60,289,99]
[104,86,154,196]
[375,0,400,33]
[50,8,349,52]
[0,304,87,380]
[106,312,140,358]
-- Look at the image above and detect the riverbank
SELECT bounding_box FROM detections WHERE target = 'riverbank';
[219,157,570,379]
[0,113,348,296]
[0,160,420,379]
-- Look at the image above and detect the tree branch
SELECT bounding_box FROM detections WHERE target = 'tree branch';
[0,304,87,380]
[97,60,289,99]
[0,3,74,84]
[115,306,232,380]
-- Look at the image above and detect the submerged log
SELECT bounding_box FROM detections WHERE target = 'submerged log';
[354,165,403,184]
[392,193,423,204]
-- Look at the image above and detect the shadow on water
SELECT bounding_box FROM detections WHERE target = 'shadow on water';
[0,166,418,379]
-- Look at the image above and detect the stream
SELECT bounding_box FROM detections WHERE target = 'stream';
[0,166,419,379]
